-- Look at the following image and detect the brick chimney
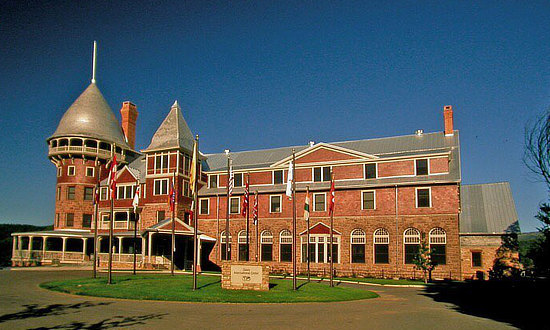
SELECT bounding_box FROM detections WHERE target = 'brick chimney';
[120,101,138,149]
[443,105,454,136]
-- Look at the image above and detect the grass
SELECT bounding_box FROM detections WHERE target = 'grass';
[40,274,378,303]
[335,277,427,286]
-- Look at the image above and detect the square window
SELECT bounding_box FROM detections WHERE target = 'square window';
[362,191,375,210]
[472,251,482,267]
[230,197,240,214]
[86,167,95,177]
[365,163,377,179]
[66,213,74,227]
[313,193,326,212]
[82,214,92,228]
[270,195,281,213]
[67,186,76,200]
[154,179,169,195]
[416,159,428,176]
[84,187,94,200]
[67,166,75,176]
[209,175,218,188]
[199,198,209,215]
[374,244,389,264]
[416,188,431,208]
[273,170,283,184]
[157,211,165,222]
[234,173,243,187]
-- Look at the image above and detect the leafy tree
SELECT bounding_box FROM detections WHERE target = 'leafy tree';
[413,235,436,283]
[489,232,522,280]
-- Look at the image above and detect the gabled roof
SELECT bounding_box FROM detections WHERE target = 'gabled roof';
[271,143,378,167]
[143,101,195,153]
[48,83,130,149]
[460,182,520,234]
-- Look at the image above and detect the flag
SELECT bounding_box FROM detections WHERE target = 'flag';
[93,185,100,205]
[304,191,310,222]
[107,154,117,199]
[252,191,258,225]
[189,200,194,224]
[189,139,197,197]
[328,177,335,215]
[241,179,249,217]
[286,161,293,199]
[169,176,176,212]
[132,183,140,213]
[228,161,234,196]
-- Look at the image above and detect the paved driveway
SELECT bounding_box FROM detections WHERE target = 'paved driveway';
[0,269,514,329]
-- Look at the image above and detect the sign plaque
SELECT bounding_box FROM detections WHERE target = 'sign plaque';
[222,262,270,291]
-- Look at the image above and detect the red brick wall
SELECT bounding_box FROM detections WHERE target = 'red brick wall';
[295,147,359,164]
[430,157,449,174]
[378,160,415,177]
[460,235,503,280]
[332,164,363,180]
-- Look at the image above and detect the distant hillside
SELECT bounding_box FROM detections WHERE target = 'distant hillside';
[0,224,52,267]
[518,232,544,268]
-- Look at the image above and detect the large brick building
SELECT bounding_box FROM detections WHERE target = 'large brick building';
[11,77,519,280]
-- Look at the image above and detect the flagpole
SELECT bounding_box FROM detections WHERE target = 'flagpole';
[171,170,176,276]
[133,205,137,275]
[225,150,230,262]
[245,173,250,261]
[108,144,115,285]
[330,172,334,288]
[254,191,259,262]
[292,149,297,291]
[93,166,101,279]
[306,186,310,283]
[193,135,199,291]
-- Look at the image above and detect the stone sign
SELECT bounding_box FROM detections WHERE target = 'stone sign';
[222,262,270,291]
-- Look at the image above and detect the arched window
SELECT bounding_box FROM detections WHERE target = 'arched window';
[238,230,249,261]
[279,230,292,262]
[373,228,390,264]
[220,231,232,261]
[59,139,68,147]
[69,138,83,146]
[351,229,366,263]
[404,228,421,264]
[51,140,58,148]
[260,230,273,261]
[429,228,447,265]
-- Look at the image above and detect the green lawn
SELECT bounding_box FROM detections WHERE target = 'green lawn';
[40,274,378,303]
[335,277,426,286]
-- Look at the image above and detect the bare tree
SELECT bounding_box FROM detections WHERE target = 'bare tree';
[525,108,550,190]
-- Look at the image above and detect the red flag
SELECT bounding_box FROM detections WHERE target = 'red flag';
[252,191,258,225]
[93,186,100,205]
[328,177,335,215]
[169,177,176,212]
[107,154,117,199]
[241,179,249,217]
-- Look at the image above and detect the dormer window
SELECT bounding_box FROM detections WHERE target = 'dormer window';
[234,173,243,187]
[365,163,377,179]
[416,159,428,176]
[273,170,284,184]
[209,174,218,188]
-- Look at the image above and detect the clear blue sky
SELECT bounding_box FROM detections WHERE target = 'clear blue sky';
[0,1,549,232]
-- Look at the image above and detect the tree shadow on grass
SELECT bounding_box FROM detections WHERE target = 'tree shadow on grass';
[28,313,167,329]
[421,280,548,329]
[0,302,112,323]
[197,279,221,289]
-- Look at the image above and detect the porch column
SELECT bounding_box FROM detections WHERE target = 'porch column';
[141,237,146,261]
[118,237,123,261]
[62,237,67,261]
[12,236,17,259]
[148,232,154,263]
[97,237,102,265]
[28,236,33,252]
[42,236,47,259]
[82,238,87,261]
[18,236,22,251]
[197,237,202,267]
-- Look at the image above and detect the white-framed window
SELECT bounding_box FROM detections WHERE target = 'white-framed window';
[361,190,376,210]
[209,174,218,188]
[415,158,429,176]
[199,198,209,215]
[416,187,431,208]
[84,187,94,201]
[300,234,340,263]
[270,195,282,213]
[220,231,232,260]
[373,228,390,264]
[156,210,166,222]
[313,193,326,212]
[364,163,377,179]
[230,197,240,214]
[238,230,249,261]
[183,180,191,197]
[67,165,76,176]
[86,167,95,177]
[313,166,331,182]
[404,228,421,264]
[154,153,170,172]
[57,167,62,177]
[153,179,169,195]
[56,186,61,201]
[429,227,447,265]
[260,230,273,261]
[234,173,243,187]
[279,230,292,262]
[273,170,284,184]
[117,185,136,200]
[100,187,108,200]
[351,229,366,263]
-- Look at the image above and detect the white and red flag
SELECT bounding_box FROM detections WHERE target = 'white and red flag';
[169,177,176,212]
[107,154,118,199]
[328,177,335,216]
[132,183,140,213]
[252,191,258,225]
[241,179,249,217]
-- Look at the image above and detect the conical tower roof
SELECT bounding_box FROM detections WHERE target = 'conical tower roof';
[48,83,130,149]
[143,101,195,152]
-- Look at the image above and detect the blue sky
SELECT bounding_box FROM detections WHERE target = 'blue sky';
[0,1,549,232]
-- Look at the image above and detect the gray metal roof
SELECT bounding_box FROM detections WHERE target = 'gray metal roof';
[48,83,130,148]
[460,182,520,234]
[143,101,195,153]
